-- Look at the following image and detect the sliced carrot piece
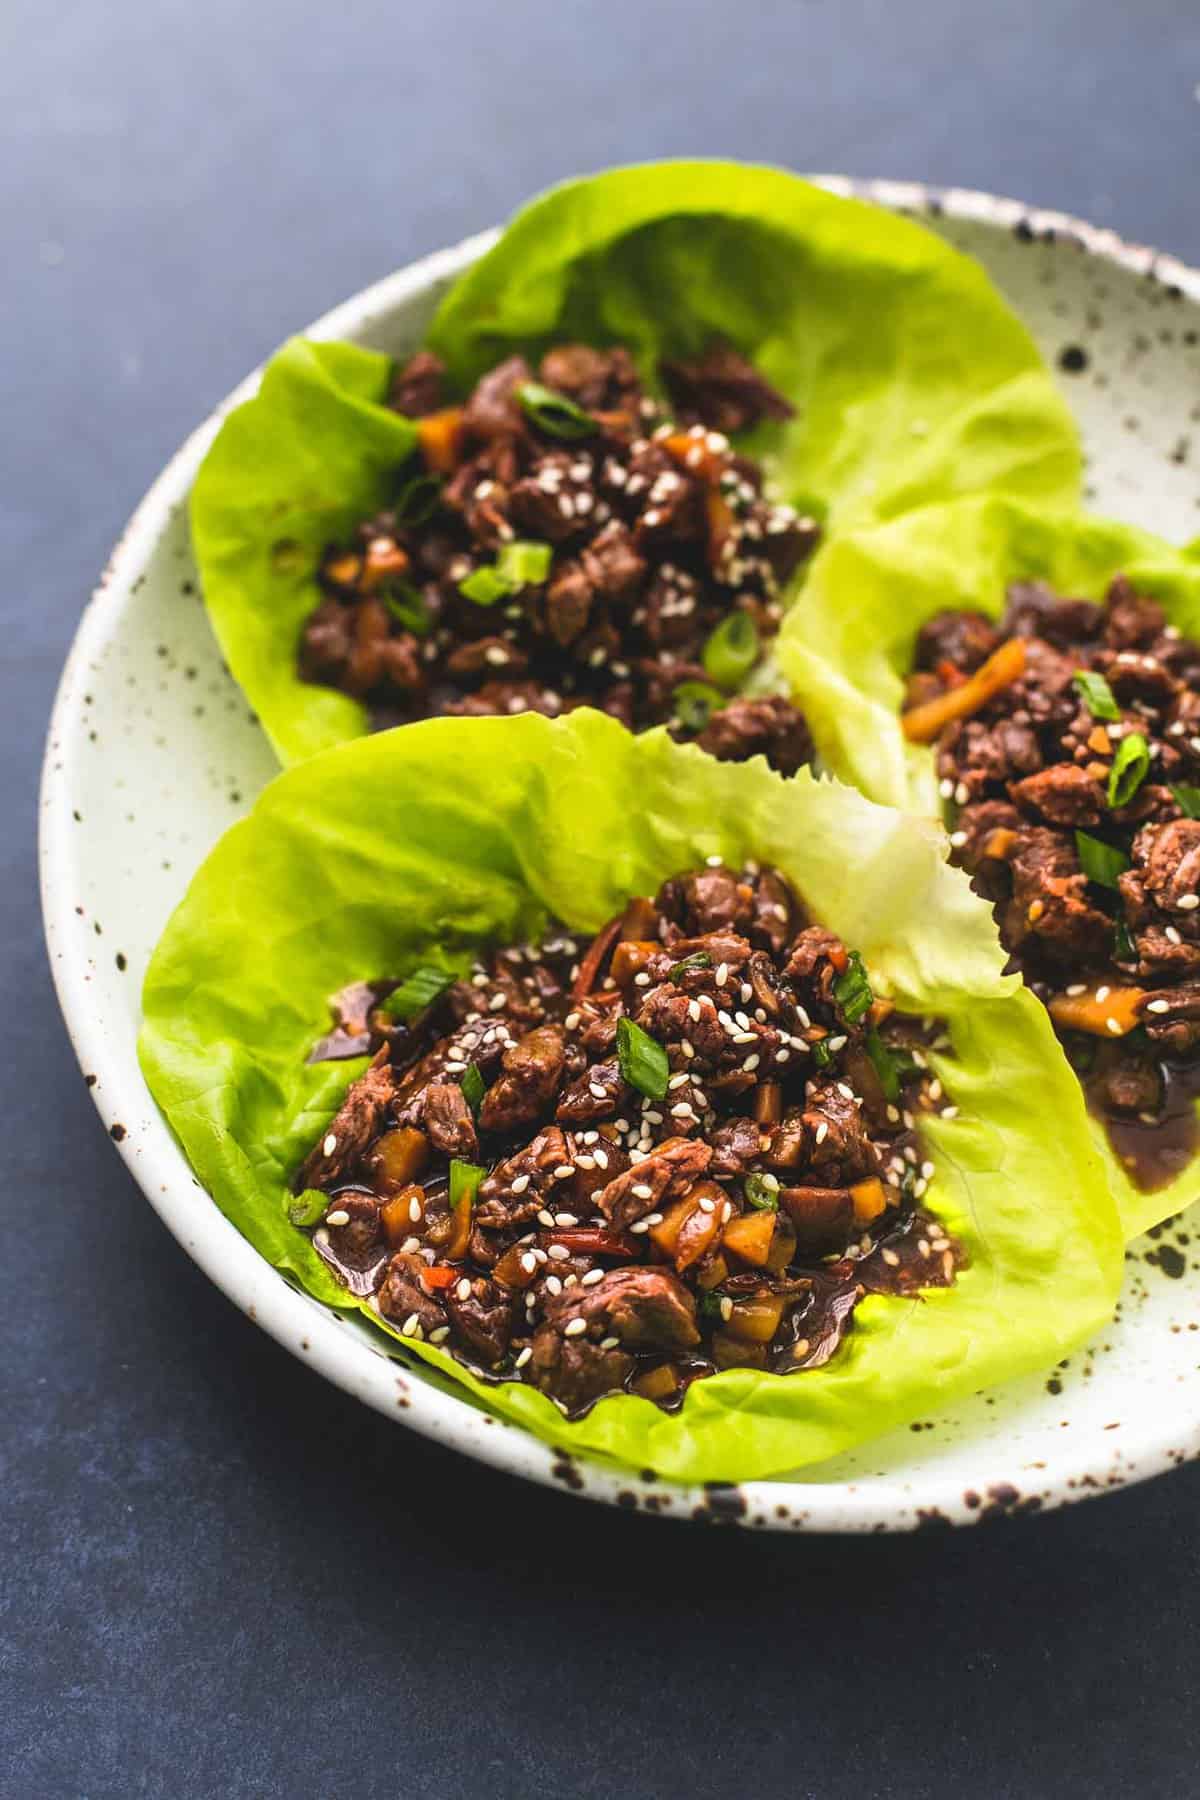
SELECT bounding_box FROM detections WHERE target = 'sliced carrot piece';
[902,638,1027,744]
[1049,986,1147,1038]
[416,407,465,473]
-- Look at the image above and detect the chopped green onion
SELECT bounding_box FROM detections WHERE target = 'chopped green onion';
[671,680,725,734]
[616,1015,670,1101]
[496,539,552,587]
[743,1172,780,1212]
[516,381,598,439]
[698,1290,727,1323]
[865,1029,900,1102]
[380,965,454,1020]
[449,1159,486,1211]
[668,952,712,984]
[288,1188,330,1228]
[1113,918,1137,964]
[1073,670,1121,721]
[1075,830,1130,889]
[812,1038,834,1070]
[461,1063,486,1116]
[394,471,443,526]
[832,950,873,1026]
[458,565,512,606]
[1171,784,1200,820]
[1107,731,1150,808]
[383,583,432,635]
[702,611,760,691]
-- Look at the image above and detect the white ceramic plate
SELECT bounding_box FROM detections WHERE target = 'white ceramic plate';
[40,180,1200,1531]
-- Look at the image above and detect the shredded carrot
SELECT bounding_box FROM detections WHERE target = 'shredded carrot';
[571,914,623,999]
[420,1264,460,1293]
[982,827,1019,860]
[661,430,724,482]
[1048,986,1147,1037]
[902,638,1027,744]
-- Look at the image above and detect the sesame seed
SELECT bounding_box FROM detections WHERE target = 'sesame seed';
[939,778,954,800]
[826,1035,847,1053]
[547,1244,571,1262]
[697,1195,715,1214]
[1147,999,1172,1014]
[681,1041,695,1059]
[913,1178,928,1199]
[630,1219,650,1233]
[886,1105,900,1124]
[553,1164,574,1180]
[1106,1017,1123,1034]
[589,1082,608,1100]
[836,1082,855,1100]
[429,1325,451,1344]
[515,1346,533,1369]
[634,971,651,987]
[687,1000,701,1023]
[322,1133,337,1157]
[921,1160,935,1180]
[593,1148,609,1170]
[510,1174,531,1195]
[555,1213,578,1227]
[401,1236,421,1254]
[668,1073,689,1090]
[719,1297,734,1322]
[741,983,753,1004]
[1066,983,1087,997]
[455,1277,473,1301]
[576,1155,596,1171]
[949,831,968,849]
[564,1011,581,1030]
[401,1313,421,1337]
[815,1122,829,1145]
[955,782,969,806]
[643,1109,663,1124]
[775,1049,790,1064]
[1179,894,1200,911]
[538,1209,556,1227]
[489,992,507,1011]
[581,1268,605,1287]
[742,1054,760,1072]
[563,1317,588,1338]
[545,1275,562,1297]
[715,963,729,986]
[1095,984,1111,1003]
[942,1105,959,1119]
[881,1249,900,1268]
[721,1201,732,1222]
[631,1182,654,1200]
[408,1196,422,1223]
[1166,926,1183,945]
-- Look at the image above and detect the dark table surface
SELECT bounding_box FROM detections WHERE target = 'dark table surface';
[6,2,1200,1794]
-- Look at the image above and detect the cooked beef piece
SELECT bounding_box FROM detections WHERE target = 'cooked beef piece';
[377,1253,446,1335]
[298,1061,397,1189]
[696,694,814,775]
[538,343,644,414]
[300,339,819,776]
[907,568,1200,1187]
[913,610,1002,674]
[595,1136,713,1231]
[421,1083,479,1160]
[659,342,795,434]
[446,1275,516,1366]
[1009,764,1103,827]
[388,350,447,418]
[529,1268,699,1410]
[478,1026,566,1132]
[297,865,955,1411]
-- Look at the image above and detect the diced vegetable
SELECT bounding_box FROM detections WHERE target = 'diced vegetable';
[832,950,873,1025]
[710,1331,767,1371]
[416,408,465,472]
[288,1188,330,1228]
[671,680,725,734]
[647,1195,697,1260]
[1172,784,1200,820]
[609,940,659,987]
[902,638,1026,743]
[764,1215,796,1274]
[668,951,712,984]
[723,1210,777,1267]
[695,1253,729,1291]
[381,1183,426,1248]
[674,1191,725,1271]
[702,611,759,691]
[1048,986,1147,1038]
[850,1176,889,1225]
[743,1170,780,1211]
[753,1081,782,1128]
[778,1184,853,1250]
[459,565,512,606]
[725,1293,787,1343]
[981,827,1018,860]
[495,539,553,587]
[393,471,444,526]
[1075,831,1130,889]
[1107,731,1150,809]
[379,965,453,1021]
[616,1015,670,1101]
[493,1243,539,1288]
[1073,669,1121,722]
[372,1126,431,1189]
[419,1263,459,1292]
[461,1062,486,1116]
[446,1159,485,1259]
[631,1363,680,1402]
[516,381,597,439]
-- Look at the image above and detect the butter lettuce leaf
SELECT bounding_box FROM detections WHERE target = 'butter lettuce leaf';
[189,161,1080,767]
[779,493,1200,1237]
[139,711,1121,1481]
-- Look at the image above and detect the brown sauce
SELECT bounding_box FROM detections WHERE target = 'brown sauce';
[1088,1058,1200,1194]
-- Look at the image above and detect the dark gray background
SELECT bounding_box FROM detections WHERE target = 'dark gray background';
[6,2,1200,1795]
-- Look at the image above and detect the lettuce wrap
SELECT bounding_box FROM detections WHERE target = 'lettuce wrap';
[139,710,1121,1481]
[778,493,1200,1238]
[190,160,1081,767]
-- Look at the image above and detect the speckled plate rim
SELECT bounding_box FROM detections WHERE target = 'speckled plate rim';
[40,180,1200,1532]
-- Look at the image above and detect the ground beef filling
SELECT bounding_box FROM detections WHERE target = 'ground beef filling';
[299,343,819,773]
[902,575,1200,1191]
[295,864,960,1417]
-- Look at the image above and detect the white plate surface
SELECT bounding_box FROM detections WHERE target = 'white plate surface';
[40,181,1200,1530]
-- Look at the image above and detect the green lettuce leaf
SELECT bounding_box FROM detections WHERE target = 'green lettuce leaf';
[139,710,1121,1481]
[778,493,1200,1237]
[190,161,1080,767]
